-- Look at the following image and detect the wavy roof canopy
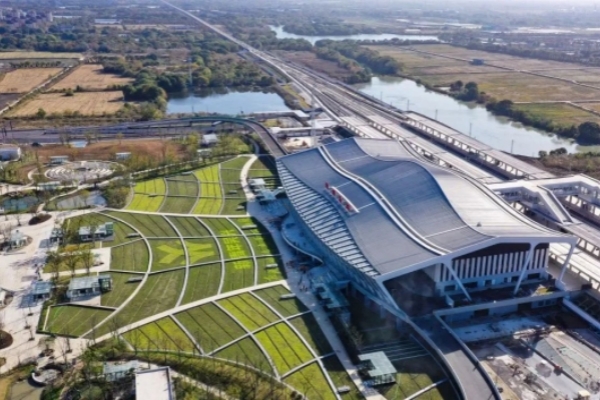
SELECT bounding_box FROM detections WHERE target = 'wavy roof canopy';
[278,137,565,277]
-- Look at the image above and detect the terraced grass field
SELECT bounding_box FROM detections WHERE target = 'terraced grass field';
[110,240,149,272]
[45,306,113,337]
[254,285,307,317]
[218,293,279,331]
[126,194,165,212]
[222,259,255,292]
[160,196,196,214]
[149,239,186,271]
[255,322,313,375]
[106,212,176,238]
[185,238,219,264]
[283,362,336,400]
[100,272,141,308]
[168,217,211,237]
[182,264,221,304]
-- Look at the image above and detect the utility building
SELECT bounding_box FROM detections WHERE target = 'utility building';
[277,138,576,315]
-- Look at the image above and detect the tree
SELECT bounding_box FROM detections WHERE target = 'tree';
[578,121,600,144]
[36,108,46,119]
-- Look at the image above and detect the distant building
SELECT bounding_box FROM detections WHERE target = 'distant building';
[201,133,218,146]
[115,152,131,161]
[49,155,69,165]
[135,367,174,400]
[471,58,485,65]
[66,275,112,299]
[79,222,114,241]
[0,146,21,161]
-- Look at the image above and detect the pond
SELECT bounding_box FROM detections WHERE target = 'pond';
[50,191,106,210]
[353,76,599,156]
[167,88,291,115]
[269,26,439,45]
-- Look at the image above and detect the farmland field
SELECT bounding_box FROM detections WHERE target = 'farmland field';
[100,272,141,308]
[222,259,255,292]
[110,240,149,272]
[218,235,251,259]
[106,212,176,237]
[160,196,196,214]
[257,256,286,283]
[10,91,124,116]
[218,293,278,331]
[168,216,210,237]
[123,317,195,353]
[185,238,219,264]
[134,179,166,195]
[166,177,199,197]
[202,218,239,236]
[126,194,164,212]
[0,68,63,93]
[149,239,186,271]
[255,322,313,375]
[254,285,307,317]
[284,362,336,400]
[0,51,81,59]
[52,64,133,90]
[214,337,273,373]
[513,103,600,128]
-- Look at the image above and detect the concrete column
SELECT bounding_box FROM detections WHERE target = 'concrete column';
[558,243,575,284]
[513,245,536,296]
[443,261,472,302]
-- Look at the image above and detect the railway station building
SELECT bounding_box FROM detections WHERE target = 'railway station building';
[277,138,577,316]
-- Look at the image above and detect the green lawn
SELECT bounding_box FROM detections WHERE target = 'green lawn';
[220,156,251,170]
[92,270,185,337]
[126,194,164,212]
[192,197,223,215]
[218,236,251,259]
[106,212,177,238]
[134,178,166,195]
[290,314,333,357]
[214,337,273,374]
[255,322,314,375]
[322,356,362,400]
[45,305,113,337]
[221,198,247,215]
[67,213,135,247]
[182,264,221,304]
[168,216,211,237]
[513,102,600,128]
[166,178,199,197]
[149,239,186,271]
[160,196,197,214]
[194,164,221,184]
[220,168,243,184]
[185,238,219,264]
[284,362,336,400]
[247,234,279,256]
[222,183,243,196]
[202,218,239,236]
[124,317,195,353]
[249,157,276,176]
[110,240,149,272]
[254,285,307,317]
[175,303,246,352]
[218,293,279,331]
[222,259,255,292]
[100,272,142,308]
[257,256,286,283]
[231,217,268,235]
[378,356,447,400]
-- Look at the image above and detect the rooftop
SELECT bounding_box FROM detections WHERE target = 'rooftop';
[68,275,110,291]
[135,367,173,400]
[278,138,570,279]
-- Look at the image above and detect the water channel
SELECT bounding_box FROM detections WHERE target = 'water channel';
[269,26,439,45]
[166,87,290,115]
[354,76,599,156]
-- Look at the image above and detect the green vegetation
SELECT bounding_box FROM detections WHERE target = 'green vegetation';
[100,272,141,308]
[46,306,112,337]
[218,293,279,331]
[247,234,279,256]
[255,322,313,375]
[220,156,251,170]
[290,314,333,356]
[218,235,251,259]
[214,337,273,373]
[110,240,149,272]
[222,259,255,292]
[231,217,268,235]
[257,256,286,283]
[149,239,186,271]
[202,218,239,236]
[166,177,199,197]
[185,239,220,264]
[193,196,223,215]
[322,356,362,400]
[126,194,165,212]
[283,362,336,400]
[182,264,222,304]
[221,198,247,215]
[134,178,166,195]
[254,286,307,317]
[168,217,211,237]
[378,356,446,400]
[175,303,246,352]
[124,317,195,353]
[160,196,196,214]
[67,213,135,247]
[106,212,176,237]
[93,270,184,338]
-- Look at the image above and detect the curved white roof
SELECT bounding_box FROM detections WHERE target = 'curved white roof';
[278,138,569,277]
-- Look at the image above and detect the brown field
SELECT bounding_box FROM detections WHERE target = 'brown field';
[32,139,189,164]
[274,50,359,79]
[513,103,600,127]
[10,91,125,117]
[52,65,133,90]
[0,51,81,59]
[0,68,63,93]
[528,68,600,86]
[577,102,600,113]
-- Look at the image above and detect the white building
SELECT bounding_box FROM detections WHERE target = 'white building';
[135,367,174,400]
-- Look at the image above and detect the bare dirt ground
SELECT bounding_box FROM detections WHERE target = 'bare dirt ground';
[51,65,133,91]
[9,91,125,117]
[0,68,64,93]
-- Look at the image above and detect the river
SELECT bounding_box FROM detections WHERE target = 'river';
[167,88,290,115]
[354,76,599,156]
[269,26,439,45]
